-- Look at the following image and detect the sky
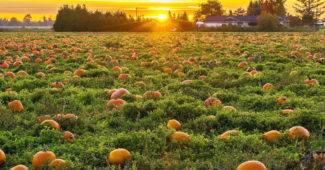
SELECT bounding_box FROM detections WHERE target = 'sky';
[0,0,299,21]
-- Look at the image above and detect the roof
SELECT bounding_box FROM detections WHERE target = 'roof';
[204,15,287,23]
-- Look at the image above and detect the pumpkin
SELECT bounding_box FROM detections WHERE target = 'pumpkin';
[36,72,46,77]
[263,83,275,90]
[237,160,267,170]
[167,119,181,130]
[143,91,162,98]
[304,78,319,85]
[199,75,207,79]
[171,132,190,144]
[220,130,237,141]
[288,126,310,139]
[74,69,86,76]
[204,97,222,107]
[282,109,294,114]
[32,149,56,169]
[38,115,50,123]
[222,106,237,112]
[0,62,9,69]
[111,88,130,99]
[163,68,172,73]
[64,114,78,119]
[35,58,43,63]
[118,74,129,80]
[72,75,80,79]
[49,159,68,169]
[108,148,132,165]
[5,72,15,78]
[8,100,24,112]
[13,61,22,67]
[17,71,28,76]
[52,82,64,88]
[238,62,248,69]
[107,99,125,110]
[112,66,122,72]
[41,120,61,131]
[182,80,192,84]
[243,72,252,76]
[0,149,5,166]
[10,165,28,170]
[264,130,282,142]
[277,97,288,104]
[63,131,75,142]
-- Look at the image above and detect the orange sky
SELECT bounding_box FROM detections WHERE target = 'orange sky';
[0,0,300,21]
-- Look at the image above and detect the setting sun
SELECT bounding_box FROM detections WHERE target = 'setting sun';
[158,14,168,21]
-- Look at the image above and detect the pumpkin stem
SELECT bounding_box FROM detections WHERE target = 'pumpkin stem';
[307,75,311,80]
[44,146,47,152]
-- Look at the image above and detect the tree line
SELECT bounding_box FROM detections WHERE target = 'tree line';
[53,4,193,32]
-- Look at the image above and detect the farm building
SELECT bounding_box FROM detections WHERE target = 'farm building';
[197,15,289,28]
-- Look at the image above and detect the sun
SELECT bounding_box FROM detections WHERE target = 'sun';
[158,14,167,21]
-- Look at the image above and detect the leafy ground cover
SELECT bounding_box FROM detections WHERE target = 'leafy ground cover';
[0,32,324,169]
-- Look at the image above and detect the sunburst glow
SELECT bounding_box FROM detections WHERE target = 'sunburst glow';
[158,14,167,21]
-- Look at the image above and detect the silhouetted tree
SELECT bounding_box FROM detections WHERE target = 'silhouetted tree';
[247,0,263,15]
[294,0,324,24]
[234,7,246,16]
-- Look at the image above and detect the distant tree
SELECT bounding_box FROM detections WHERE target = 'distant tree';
[234,7,246,16]
[229,10,233,16]
[200,0,224,16]
[294,0,324,24]
[181,12,189,21]
[23,14,32,25]
[247,0,262,15]
[257,13,279,31]
[262,0,286,15]
[9,17,19,26]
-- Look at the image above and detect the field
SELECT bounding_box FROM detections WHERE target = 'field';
[0,32,324,169]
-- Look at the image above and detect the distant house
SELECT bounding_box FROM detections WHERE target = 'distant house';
[197,15,289,28]
[317,21,325,27]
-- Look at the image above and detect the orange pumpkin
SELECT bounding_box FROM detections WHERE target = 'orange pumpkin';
[8,100,24,112]
[143,91,162,98]
[17,71,28,76]
[0,62,9,69]
[238,62,248,69]
[277,97,289,104]
[167,119,181,130]
[107,99,125,110]
[36,72,46,77]
[13,61,22,67]
[108,148,132,165]
[10,165,28,170]
[264,130,282,142]
[74,69,86,76]
[204,97,222,107]
[0,149,5,166]
[134,81,145,88]
[52,82,64,88]
[49,159,68,169]
[5,72,15,78]
[41,120,61,131]
[35,58,43,63]
[118,74,130,80]
[111,88,130,99]
[237,160,267,170]
[112,66,122,72]
[182,80,193,84]
[63,131,75,142]
[288,126,310,139]
[32,149,56,169]
[171,132,190,144]
[64,114,78,119]
[304,79,319,85]
[263,83,275,90]
[282,109,294,114]
[220,130,238,141]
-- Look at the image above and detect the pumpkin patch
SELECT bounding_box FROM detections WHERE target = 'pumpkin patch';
[0,32,323,169]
